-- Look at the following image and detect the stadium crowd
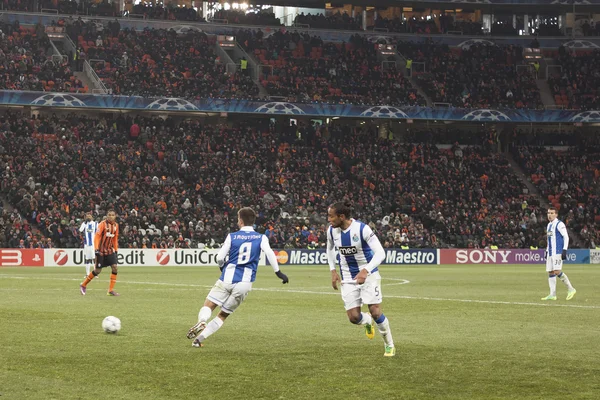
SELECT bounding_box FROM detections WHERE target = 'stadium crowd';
[398,40,543,109]
[294,12,361,30]
[68,24,259,99]
[512,134,600,248]
[548,48,600,111]
[0,21,83,93]
[236,29,424,106]
[0,111,567,251]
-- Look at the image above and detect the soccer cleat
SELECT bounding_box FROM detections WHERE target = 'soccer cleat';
[566,289,577,301]
[107,291,120,296]
[80,285,86,296]
[187,321,207,339]
[541,295,557,301]
[384,346,396,357]
[192,339,204,348]
[365,322,375,340]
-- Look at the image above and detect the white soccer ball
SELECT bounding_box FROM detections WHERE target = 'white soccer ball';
[360,106,409,119]
[30,93,87,108]
[102,316,121,334]
[146,98,199,111]
[461,109,511,122]
[254,102,305,115]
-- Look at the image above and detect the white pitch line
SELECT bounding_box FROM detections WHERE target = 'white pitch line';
[1,275,598,310]
[384,278,411,286]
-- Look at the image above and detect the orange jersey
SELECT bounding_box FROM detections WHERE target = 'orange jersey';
[94,220,119,256]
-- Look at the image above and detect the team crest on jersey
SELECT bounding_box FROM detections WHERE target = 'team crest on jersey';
[547,231,553,237]
[352,234,359,243]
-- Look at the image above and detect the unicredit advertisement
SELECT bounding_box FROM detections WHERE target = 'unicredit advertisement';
[42,248,251,267]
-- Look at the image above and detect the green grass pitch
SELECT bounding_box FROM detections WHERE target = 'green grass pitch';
[1,265,599,400]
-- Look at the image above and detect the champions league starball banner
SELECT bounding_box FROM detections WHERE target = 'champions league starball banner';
[3,90,600,123]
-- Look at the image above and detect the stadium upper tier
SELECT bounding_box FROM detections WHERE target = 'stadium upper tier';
[1,12,600,122]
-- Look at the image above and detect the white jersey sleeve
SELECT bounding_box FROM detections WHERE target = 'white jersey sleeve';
[216,234,232,267]
[557,221,569,250]
[326,226,337,271]
[361,225,385,274]
[79,222,86,233]
[260,235,280,273]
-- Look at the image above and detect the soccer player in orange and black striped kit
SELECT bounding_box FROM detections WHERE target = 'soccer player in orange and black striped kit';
[80,210,120,296]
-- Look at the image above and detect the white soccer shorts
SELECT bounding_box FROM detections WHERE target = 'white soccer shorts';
[206,280,252,314]
[546,254,563,272]
[341,274,382,311]
[83,246,96,260]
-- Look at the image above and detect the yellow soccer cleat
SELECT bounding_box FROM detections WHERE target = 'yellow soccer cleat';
[384,346,396,357]
[365,322,375,340]
[566,289,577,301]
[541,295,557,301]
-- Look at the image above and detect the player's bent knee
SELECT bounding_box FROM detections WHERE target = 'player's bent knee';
[218,311,230,320]
[347,311,362,324]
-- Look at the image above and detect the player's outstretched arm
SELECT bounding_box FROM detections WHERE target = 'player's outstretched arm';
[261,236,288,284]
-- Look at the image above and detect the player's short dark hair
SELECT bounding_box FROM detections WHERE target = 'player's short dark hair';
[330,201,353,219]
[548,207,558,213]
[238,207,256,226]
[107,209,116,215]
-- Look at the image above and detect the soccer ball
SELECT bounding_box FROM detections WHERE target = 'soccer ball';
[30,93,87,108]
[360,106,409,119]
[570,111,600,122]
[102,316,121,334]
[461,109,511,122]
[146,98,199,111]
[254,102,305,115]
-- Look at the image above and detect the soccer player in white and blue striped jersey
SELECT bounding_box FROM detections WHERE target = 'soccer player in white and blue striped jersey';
[79,212,98,277]
[326,202,395,357]
[187,207,288,348]
[542,207,576,301]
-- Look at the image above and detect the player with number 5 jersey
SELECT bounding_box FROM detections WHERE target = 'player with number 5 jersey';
[326,201,396,357]
[187,207,289,348]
